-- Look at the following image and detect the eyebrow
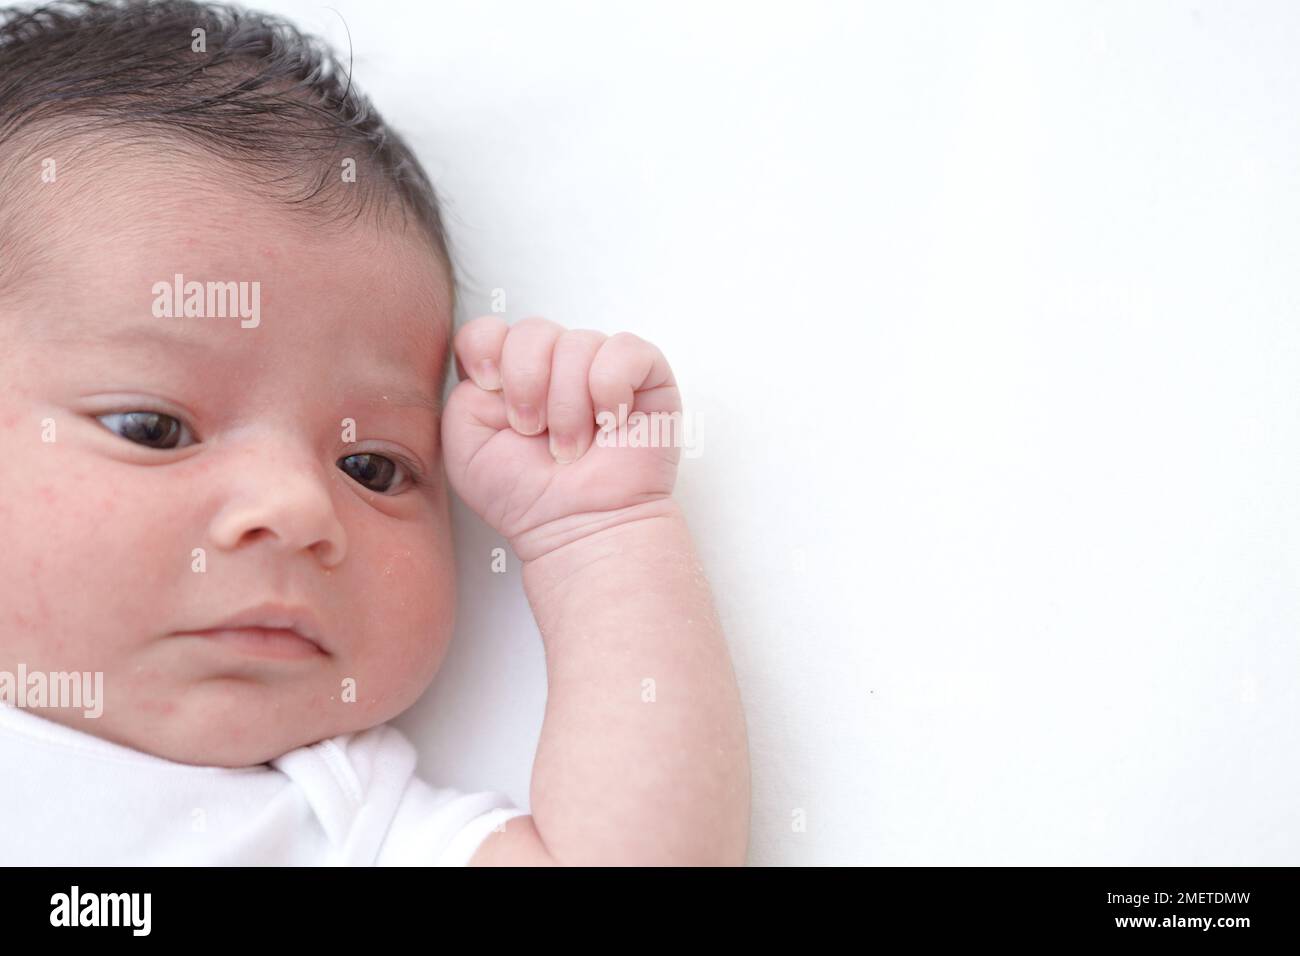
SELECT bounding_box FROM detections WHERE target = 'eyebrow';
[363,385,443,417]
[79,323,211,353]
[80,324,444,415]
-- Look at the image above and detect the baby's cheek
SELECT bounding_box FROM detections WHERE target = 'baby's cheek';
[1,440,195,652]
[350,536,456,703]
[0,447,113,657]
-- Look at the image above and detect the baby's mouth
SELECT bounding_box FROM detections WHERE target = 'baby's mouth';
[173,603,330,660]
[177,626,327,661]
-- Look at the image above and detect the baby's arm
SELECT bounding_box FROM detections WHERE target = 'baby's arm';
[502,499,748,865]
[440,318,750,866]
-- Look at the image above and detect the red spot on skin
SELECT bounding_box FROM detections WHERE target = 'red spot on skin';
[2,414,18,428]
[36,487,55,505]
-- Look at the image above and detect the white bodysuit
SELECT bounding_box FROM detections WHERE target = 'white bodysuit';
[0,702,527,865]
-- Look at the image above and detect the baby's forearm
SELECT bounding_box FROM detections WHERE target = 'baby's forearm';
[519,499,750,866]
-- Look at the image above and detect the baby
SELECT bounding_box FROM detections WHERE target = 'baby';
[0,0,749,866]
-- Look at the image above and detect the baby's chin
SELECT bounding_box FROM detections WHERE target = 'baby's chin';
[60,679,426,768]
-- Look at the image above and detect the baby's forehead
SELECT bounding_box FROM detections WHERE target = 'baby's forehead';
[49,148,440,273]
[1,149,453,406]
[10,147,449,330]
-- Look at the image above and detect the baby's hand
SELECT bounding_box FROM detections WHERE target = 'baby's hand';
[441,318,747,868]
[441,316,682,562]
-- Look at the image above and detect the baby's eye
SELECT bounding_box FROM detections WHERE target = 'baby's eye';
[97,411,196,450]
[337,453,409,494]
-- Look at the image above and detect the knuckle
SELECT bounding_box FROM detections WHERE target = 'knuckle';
[588,368,624,393]
[557,328,603,352]
[513,316,561,336]
[609,330,644,349]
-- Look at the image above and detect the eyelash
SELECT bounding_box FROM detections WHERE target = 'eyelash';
[94,410,422,495]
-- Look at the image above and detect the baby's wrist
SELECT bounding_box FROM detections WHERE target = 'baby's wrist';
[512,502,686,598]
[511,496,684,567]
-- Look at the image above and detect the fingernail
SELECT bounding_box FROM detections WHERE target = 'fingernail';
[549,434,577,464]
[476,359,501,390]
[508,403,540,435]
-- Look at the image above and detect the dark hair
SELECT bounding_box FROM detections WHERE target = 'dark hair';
[0,0,458,370]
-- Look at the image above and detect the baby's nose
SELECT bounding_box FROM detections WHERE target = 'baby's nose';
[204,442,348,568]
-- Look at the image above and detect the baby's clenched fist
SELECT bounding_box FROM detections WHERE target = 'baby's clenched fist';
[440,316,683,561]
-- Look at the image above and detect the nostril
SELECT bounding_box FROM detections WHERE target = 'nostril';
[310,539,343,567]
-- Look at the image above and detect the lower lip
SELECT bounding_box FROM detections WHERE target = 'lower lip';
[183,627,325,660]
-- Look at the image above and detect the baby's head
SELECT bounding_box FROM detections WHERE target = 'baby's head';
[0,0,461,766]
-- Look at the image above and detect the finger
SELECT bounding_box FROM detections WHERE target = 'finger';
[589,332,678,429]
[546,329,607,463]
[453,315,509,390]
[500,317,565,436]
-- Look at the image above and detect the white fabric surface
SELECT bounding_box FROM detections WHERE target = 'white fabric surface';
[0,702,527,866]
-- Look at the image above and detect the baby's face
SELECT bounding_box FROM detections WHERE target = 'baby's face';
[0,157,457,766]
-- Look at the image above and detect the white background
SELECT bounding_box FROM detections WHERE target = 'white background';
[259,0,1298,865]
